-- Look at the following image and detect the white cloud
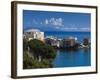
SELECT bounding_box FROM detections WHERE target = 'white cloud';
[44,17,64,27]
[32,18,90,32]
[55,26,60,29]
[79,27,90,31]
[40,22,43,24]
[45,19,49,24]
[33,19,38,24]
[61,27,78,31]
[60,27,90,32]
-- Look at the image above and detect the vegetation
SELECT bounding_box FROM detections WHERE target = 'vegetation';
[23,52,53,69]
[23,38,28,51]
[23,39,56,69]
[28,39,56,59]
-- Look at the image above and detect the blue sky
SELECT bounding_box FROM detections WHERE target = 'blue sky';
[23,10,91,32]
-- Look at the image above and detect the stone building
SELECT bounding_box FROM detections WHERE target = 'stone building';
[24,29,44,41]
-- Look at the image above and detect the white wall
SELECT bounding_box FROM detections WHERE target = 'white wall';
[0,0,100,80]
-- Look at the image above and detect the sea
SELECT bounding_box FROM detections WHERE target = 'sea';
[45,31,91,67]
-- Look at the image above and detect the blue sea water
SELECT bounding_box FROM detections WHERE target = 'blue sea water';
[45,31,91,67]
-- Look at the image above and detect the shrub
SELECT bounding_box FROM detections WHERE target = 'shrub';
[28,39,56,59]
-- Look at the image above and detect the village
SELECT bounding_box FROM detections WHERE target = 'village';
[23,28,91,50]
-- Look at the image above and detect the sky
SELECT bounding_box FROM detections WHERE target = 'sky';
[23,10,91,32]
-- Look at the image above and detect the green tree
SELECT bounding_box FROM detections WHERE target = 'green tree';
[23,52,53,69]
[23,38,28,51]
[28,39,56,59]
[23,52,34,69]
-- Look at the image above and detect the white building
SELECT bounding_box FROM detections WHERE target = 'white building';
[24,29,44,41]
